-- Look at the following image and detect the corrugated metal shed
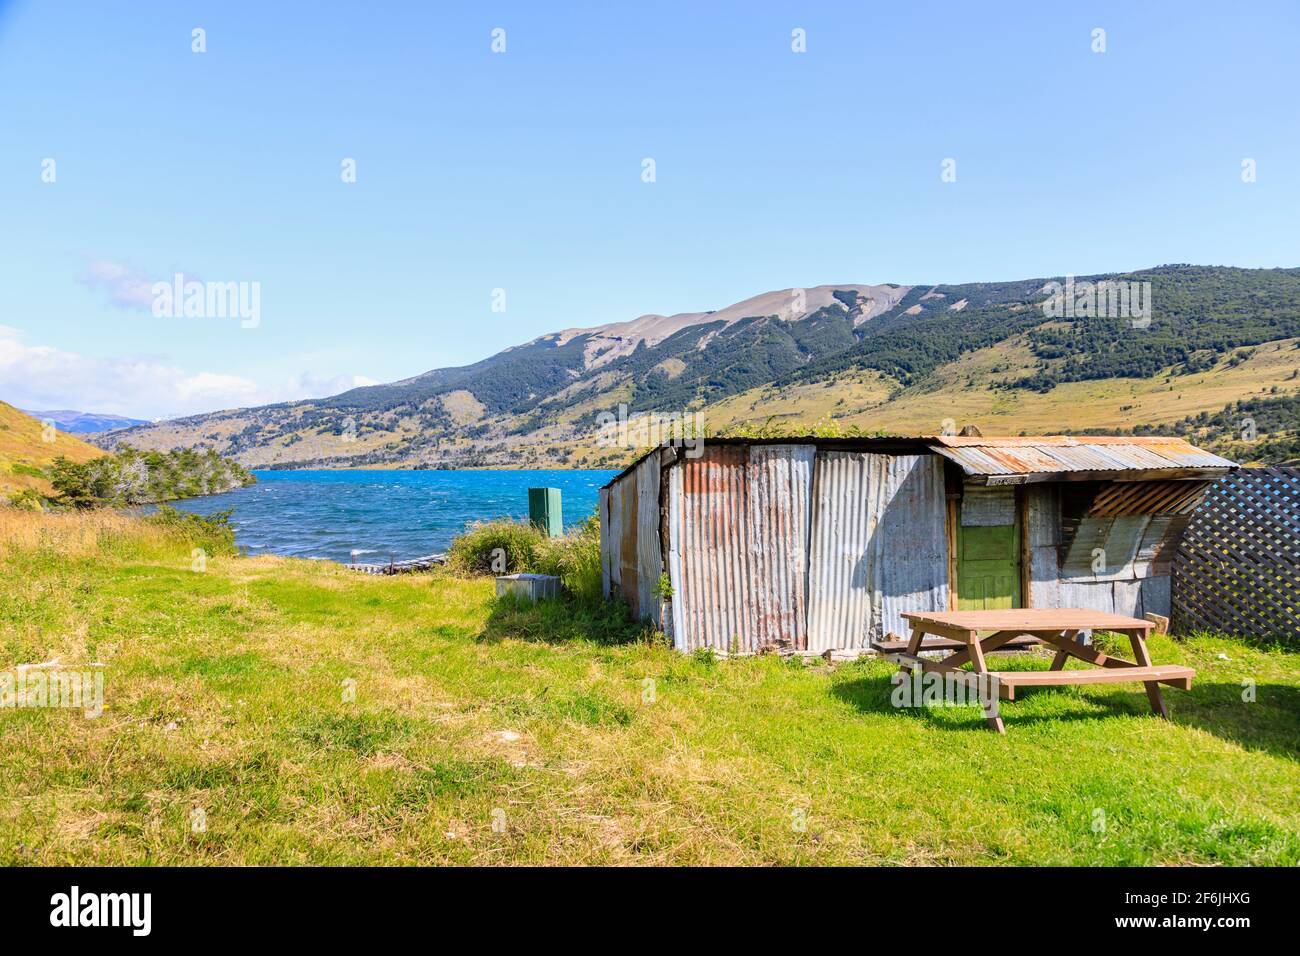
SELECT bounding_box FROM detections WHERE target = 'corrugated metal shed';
[601,434,1232,653]
[929,435,1235,483]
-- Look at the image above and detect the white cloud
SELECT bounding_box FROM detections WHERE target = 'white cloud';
[0,325,376,419]
[80,260,159,310]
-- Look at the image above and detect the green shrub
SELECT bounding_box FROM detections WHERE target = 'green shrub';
[4,489,46,511]
[535,512,602,603]
[48,445,254,508]
[146,506,239,556]
[444,519,548,576]
[446,511,604,604]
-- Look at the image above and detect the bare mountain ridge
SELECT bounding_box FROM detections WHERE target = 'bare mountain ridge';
[533,283,912,371]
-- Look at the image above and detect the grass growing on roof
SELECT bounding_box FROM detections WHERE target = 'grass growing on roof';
[0,507,1296,865]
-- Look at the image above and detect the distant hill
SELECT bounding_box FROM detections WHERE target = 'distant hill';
[22,409,150,434]
[0,401,107,499]
[90,265,1300,469]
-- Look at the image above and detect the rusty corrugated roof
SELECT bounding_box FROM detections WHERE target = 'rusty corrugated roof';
[927,435,1236,482]
[605,434,1237,491]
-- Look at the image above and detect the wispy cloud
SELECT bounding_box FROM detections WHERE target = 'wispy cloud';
[0,325,376,419]
[80,259,159,310]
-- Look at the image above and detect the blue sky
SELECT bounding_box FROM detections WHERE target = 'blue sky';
[1,0,1297,418]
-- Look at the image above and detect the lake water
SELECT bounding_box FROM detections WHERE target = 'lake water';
[163,469,618,563]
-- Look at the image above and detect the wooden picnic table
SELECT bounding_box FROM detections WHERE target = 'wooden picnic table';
[876,609,1195,733]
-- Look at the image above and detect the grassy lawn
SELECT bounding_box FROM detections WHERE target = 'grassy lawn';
[1,510,1297,865]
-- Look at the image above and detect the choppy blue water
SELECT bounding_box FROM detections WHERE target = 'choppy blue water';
[162,469,617,563]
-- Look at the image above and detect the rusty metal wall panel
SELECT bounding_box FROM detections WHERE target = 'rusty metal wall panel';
[670,444,753,652]
[618,467,641,618]
[633,453,662,623]
[667,463,686,650]
[668,444,816,652]
[599,487,613,598]
[745,445,815,649]
[807,451,878,651]
[605,474,624,598]
[874,455,951,641]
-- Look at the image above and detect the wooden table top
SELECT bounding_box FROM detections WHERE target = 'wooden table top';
[901,609,1152,631]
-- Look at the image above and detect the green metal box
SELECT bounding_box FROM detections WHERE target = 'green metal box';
[528,487,563,538]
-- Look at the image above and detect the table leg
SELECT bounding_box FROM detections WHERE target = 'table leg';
[965,633,1005,734]
[900,623,927,678]
[1049,629,1080,671]
[1127,628,1168,720]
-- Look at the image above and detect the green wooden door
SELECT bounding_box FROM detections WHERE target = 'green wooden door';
[956,497,1022,610]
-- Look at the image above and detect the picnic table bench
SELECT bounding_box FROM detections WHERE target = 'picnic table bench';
[873,609,1195,733]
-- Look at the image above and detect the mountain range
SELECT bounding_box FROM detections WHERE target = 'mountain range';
[85,264,1300,469]
[22,409,150,434]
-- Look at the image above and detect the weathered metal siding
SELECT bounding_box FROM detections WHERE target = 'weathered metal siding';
[599,487,613,598]
[1058,517,1180,620]
[617,464,640,617]
[1141,575,1171,619]
[667,463,686,649]
[602,482,623,598]
[961,485,1017,526]
[667,444,814,652]
[875,455,950,640]
[806,453,949,648]
[807,452,878,652]
[1058,579,1157,618]
[669,444,751,652]
[600,454,663,622]
[633,453,662,624]
[1025,484,1061,608]
[745,445,815,649]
